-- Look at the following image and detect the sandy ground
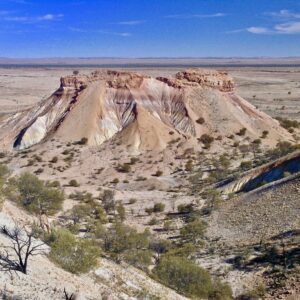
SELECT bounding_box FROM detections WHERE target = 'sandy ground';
[0,66,300,120]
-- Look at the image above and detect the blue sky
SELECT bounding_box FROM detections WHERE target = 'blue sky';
[0,0,300,58]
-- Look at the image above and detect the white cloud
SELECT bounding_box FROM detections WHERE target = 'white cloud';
[119,33,131,37]
[247,27,269,34]
[226,28,245,34]
[114,20,145,25]
[265,9,300,19]
[244,22,300,35]
[274,21,300,34]
[69,27,131,37]
[165,13,226,19]
[3,13,63,23]
[37,14,63,21]
[232,9,300,35]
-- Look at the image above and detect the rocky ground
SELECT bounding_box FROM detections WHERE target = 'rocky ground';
[208,174,300,245]
[0,202,186,300]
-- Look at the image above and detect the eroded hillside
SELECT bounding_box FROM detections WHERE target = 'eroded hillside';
[0,69,291,152]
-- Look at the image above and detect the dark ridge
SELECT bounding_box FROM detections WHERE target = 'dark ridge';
[242,155,300,192]
[13,127,28,149]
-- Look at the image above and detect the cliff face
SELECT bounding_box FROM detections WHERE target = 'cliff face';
[0,69,291,151]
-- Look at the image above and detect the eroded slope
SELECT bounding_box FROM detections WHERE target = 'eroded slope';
[0,69,291,152]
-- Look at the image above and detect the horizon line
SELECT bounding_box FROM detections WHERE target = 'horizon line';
[1,56,300,60]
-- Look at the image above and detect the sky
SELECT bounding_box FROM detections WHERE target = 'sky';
[0,0,300,58]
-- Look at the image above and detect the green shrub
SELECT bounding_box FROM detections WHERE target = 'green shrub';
[185,160,193,171]
[149,217,158,225]
[240,283,266,300]
[0,165,10,210]
[69,190,93,202]
[90,221,106,239]
[177,203,194,214]
[150,239,172,259]
[240,161,252,171]
[276,117,300,129]
[116,202,126,222]
[68,198,108,227]
[167,243,196,258]
[111,178,119,184]
[128,198,137,205]
[153,202,165,213]
[116,163,131,173]
[163,220,173,231]
[199,134,214,148]
[103,223,152,269]
[62,149,71,155]
[261,130,269,138]
[49,156,58,163]
[135,176,147,181]
[209,279,233,300]
[267,141,300,159]
[252,139,262,145]
[27,159,35,166]
[129,157,139,165]
[201,188,221,213]
[236,128,247,136]
[101,189,115,213]
[153,170,163,177]
[68,179,79,187]
[78,137,88,145]
[68,204,92,224]
[49,229,100,274]
[145,207,154,215]
[73,137,88,145]
[5,172,64,215]
[123,249,153,270]
[46,180,61,188]
[180,219,207,244]
[154,256,232,299]
[93,206,108,224]
[196,117,205,124]
[153,256,213,298]
[34,168,44,175]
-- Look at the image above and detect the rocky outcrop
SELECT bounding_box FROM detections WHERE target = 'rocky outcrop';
[156,69,234,91]
[0,69,291,151]
[175,69,234,91]
[223,151,300,194]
